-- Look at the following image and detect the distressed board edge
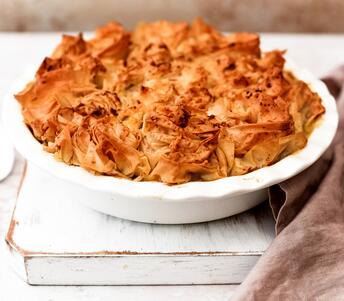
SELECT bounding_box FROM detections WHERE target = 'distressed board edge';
[24,254,261,285]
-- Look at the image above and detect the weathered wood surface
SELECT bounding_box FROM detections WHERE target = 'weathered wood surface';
[6,163,275,284]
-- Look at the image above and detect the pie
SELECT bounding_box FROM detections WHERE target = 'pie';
[15,18,325,184]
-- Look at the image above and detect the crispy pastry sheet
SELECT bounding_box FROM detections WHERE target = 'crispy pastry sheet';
[15,19,325,184]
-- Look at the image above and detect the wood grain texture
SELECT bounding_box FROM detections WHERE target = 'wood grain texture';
[25,256,261,285]
[6,163,275,284]
[9,163,275,254]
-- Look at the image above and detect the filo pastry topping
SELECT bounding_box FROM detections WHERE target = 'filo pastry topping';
[15,19,325,184]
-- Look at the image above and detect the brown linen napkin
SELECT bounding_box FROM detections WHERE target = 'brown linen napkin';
[232,68,344,301]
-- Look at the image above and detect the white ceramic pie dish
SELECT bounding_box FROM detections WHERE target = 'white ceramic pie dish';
[2,59,338,224]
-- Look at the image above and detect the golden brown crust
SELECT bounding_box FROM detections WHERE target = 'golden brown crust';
[15,18,325,184]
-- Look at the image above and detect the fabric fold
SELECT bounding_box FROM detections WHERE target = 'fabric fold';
[232,68,344,301]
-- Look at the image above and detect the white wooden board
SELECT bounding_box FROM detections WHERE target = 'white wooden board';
[6,162,275,285]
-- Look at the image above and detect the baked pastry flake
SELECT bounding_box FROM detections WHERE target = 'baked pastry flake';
[15,19,325,184]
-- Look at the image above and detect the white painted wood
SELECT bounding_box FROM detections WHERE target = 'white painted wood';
[11,164,274,254]
[1,33,344,299]
[7,162,275,285]
[26,255,261,285]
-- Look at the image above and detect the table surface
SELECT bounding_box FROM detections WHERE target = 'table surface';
[1,32,344,301]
